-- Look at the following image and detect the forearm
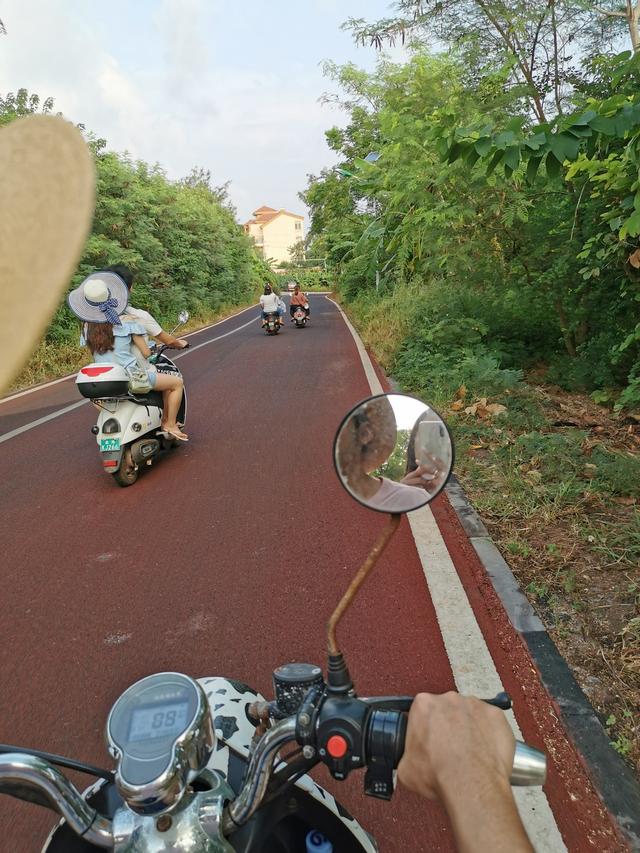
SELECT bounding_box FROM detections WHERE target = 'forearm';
[156,330,179,346]
[441,777,533,853]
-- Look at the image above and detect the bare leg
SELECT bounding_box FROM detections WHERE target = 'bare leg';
[154,373,187,439]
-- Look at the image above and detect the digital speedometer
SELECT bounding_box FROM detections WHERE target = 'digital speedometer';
[128,700,190,742]
[106,672,215,815]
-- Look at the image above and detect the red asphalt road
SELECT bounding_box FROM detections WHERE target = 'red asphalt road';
[0,297,626,852]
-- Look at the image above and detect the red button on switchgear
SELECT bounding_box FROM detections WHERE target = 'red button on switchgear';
[326,735,348,758]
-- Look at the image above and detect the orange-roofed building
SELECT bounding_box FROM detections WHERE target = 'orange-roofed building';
[243,206,304,266]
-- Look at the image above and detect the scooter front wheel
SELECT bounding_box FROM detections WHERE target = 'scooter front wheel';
[113,447,139,487]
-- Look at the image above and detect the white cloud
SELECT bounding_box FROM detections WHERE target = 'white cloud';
[0,0,396,221]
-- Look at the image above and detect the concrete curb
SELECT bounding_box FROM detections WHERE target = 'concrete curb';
[445,473,640,851]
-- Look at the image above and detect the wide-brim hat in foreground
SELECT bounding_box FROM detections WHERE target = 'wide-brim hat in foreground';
[0,115,95,393]
[67,272,129,325]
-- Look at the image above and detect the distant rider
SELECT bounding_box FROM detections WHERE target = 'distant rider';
[289,283,310,321]
[259,283,284,328]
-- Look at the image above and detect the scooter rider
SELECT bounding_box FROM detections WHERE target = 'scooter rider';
[68,273,189,442]
[289,283,310,321]
[260,283,284,328]
[105,264,189,350]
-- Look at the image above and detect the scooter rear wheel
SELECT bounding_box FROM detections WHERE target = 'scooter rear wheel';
[113,447,139,487]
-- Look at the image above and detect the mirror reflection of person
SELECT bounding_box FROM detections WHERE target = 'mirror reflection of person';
[404,415,450,495]
[337,397,429,512]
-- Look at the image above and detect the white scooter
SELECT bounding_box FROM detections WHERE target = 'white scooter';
[75,312,189,487]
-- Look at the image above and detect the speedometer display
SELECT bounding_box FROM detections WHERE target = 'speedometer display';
[107,673,215,814]
[128,701,190,742]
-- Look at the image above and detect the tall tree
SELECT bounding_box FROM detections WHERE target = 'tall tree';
[0,88,55,125]
[346,0,637,122]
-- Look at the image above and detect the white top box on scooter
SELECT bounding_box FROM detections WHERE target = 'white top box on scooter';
[76,363,130,399]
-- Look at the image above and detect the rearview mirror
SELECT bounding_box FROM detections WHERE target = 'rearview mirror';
[333,393,454,513]
[178,310,189,325]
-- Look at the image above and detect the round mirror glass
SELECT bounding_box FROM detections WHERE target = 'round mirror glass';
[333,393,454,513]
[178,310,189,324]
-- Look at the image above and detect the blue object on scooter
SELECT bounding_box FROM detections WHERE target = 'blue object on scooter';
[306,830,333,853]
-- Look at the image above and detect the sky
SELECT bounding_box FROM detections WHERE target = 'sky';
[0,0,405,223]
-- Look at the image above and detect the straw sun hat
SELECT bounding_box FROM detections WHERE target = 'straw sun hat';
[0,115,95,393]
[67,272,129,325]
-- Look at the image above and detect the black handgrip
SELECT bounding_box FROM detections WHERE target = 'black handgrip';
[366,710,407,769]
[364,710,406,800]
[484,692,512,710]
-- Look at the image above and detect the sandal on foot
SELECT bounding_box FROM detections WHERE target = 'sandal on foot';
[166,428,189,442]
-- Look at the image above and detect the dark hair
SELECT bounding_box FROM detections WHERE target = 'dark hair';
[86,322,115,355]
[105,264,133,290]
[264,284,272,294]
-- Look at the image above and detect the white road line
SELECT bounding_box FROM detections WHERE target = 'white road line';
[176,302,258,338]
[408,511,566,851]
[173,317,257,358]
[0,303,260,405]
[0,314,260,443]
[329,295,566,851]
[0,371,79,403]
[0,400,88,444]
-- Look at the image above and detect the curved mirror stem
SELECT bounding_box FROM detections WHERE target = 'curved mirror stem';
[327,513,401,656]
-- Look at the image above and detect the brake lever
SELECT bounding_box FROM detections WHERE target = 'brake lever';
[484,692,512,710]
[361,696,413,712]
[361,692,512,713]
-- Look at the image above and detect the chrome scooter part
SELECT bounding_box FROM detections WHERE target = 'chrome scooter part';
[0,753,113,848]
[107,672,215,816]
[222,717,297,834]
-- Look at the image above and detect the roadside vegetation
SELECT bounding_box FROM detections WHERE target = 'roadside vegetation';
[274,269,331,291]
[304,1,640,773]
[1,89,271,391]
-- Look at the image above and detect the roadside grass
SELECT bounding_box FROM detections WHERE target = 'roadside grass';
[340,293,640,776]
[7,298,260,395]
[433,390,639,772]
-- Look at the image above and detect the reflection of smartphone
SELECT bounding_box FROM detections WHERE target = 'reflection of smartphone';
[417,420,445,463]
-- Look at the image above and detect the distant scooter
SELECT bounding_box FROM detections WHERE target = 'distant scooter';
[293,297,310,328]
[263,311,281,335]
[75,311,189,487]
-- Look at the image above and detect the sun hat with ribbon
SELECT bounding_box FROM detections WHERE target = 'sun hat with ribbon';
[67,272,129,325]
[0,115,95,393]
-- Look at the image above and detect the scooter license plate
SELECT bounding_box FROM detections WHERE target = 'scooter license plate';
[100,438,121,451]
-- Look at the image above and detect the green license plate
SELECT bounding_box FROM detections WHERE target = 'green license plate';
[100,438,121,452]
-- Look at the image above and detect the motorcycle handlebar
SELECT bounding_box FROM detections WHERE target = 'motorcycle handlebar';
[0,753,113,848]
[0,706,547,843]
[367,708,546,786]
[224,702,547,834]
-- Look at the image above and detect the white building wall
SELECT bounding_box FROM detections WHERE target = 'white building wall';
[262,215,303,265]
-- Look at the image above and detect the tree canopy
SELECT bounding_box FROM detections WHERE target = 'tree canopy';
[1,88,267,347]
[303,12,640,409]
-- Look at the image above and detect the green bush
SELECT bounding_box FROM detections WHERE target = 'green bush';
[0,106,267,351]
[274,269,332,290]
